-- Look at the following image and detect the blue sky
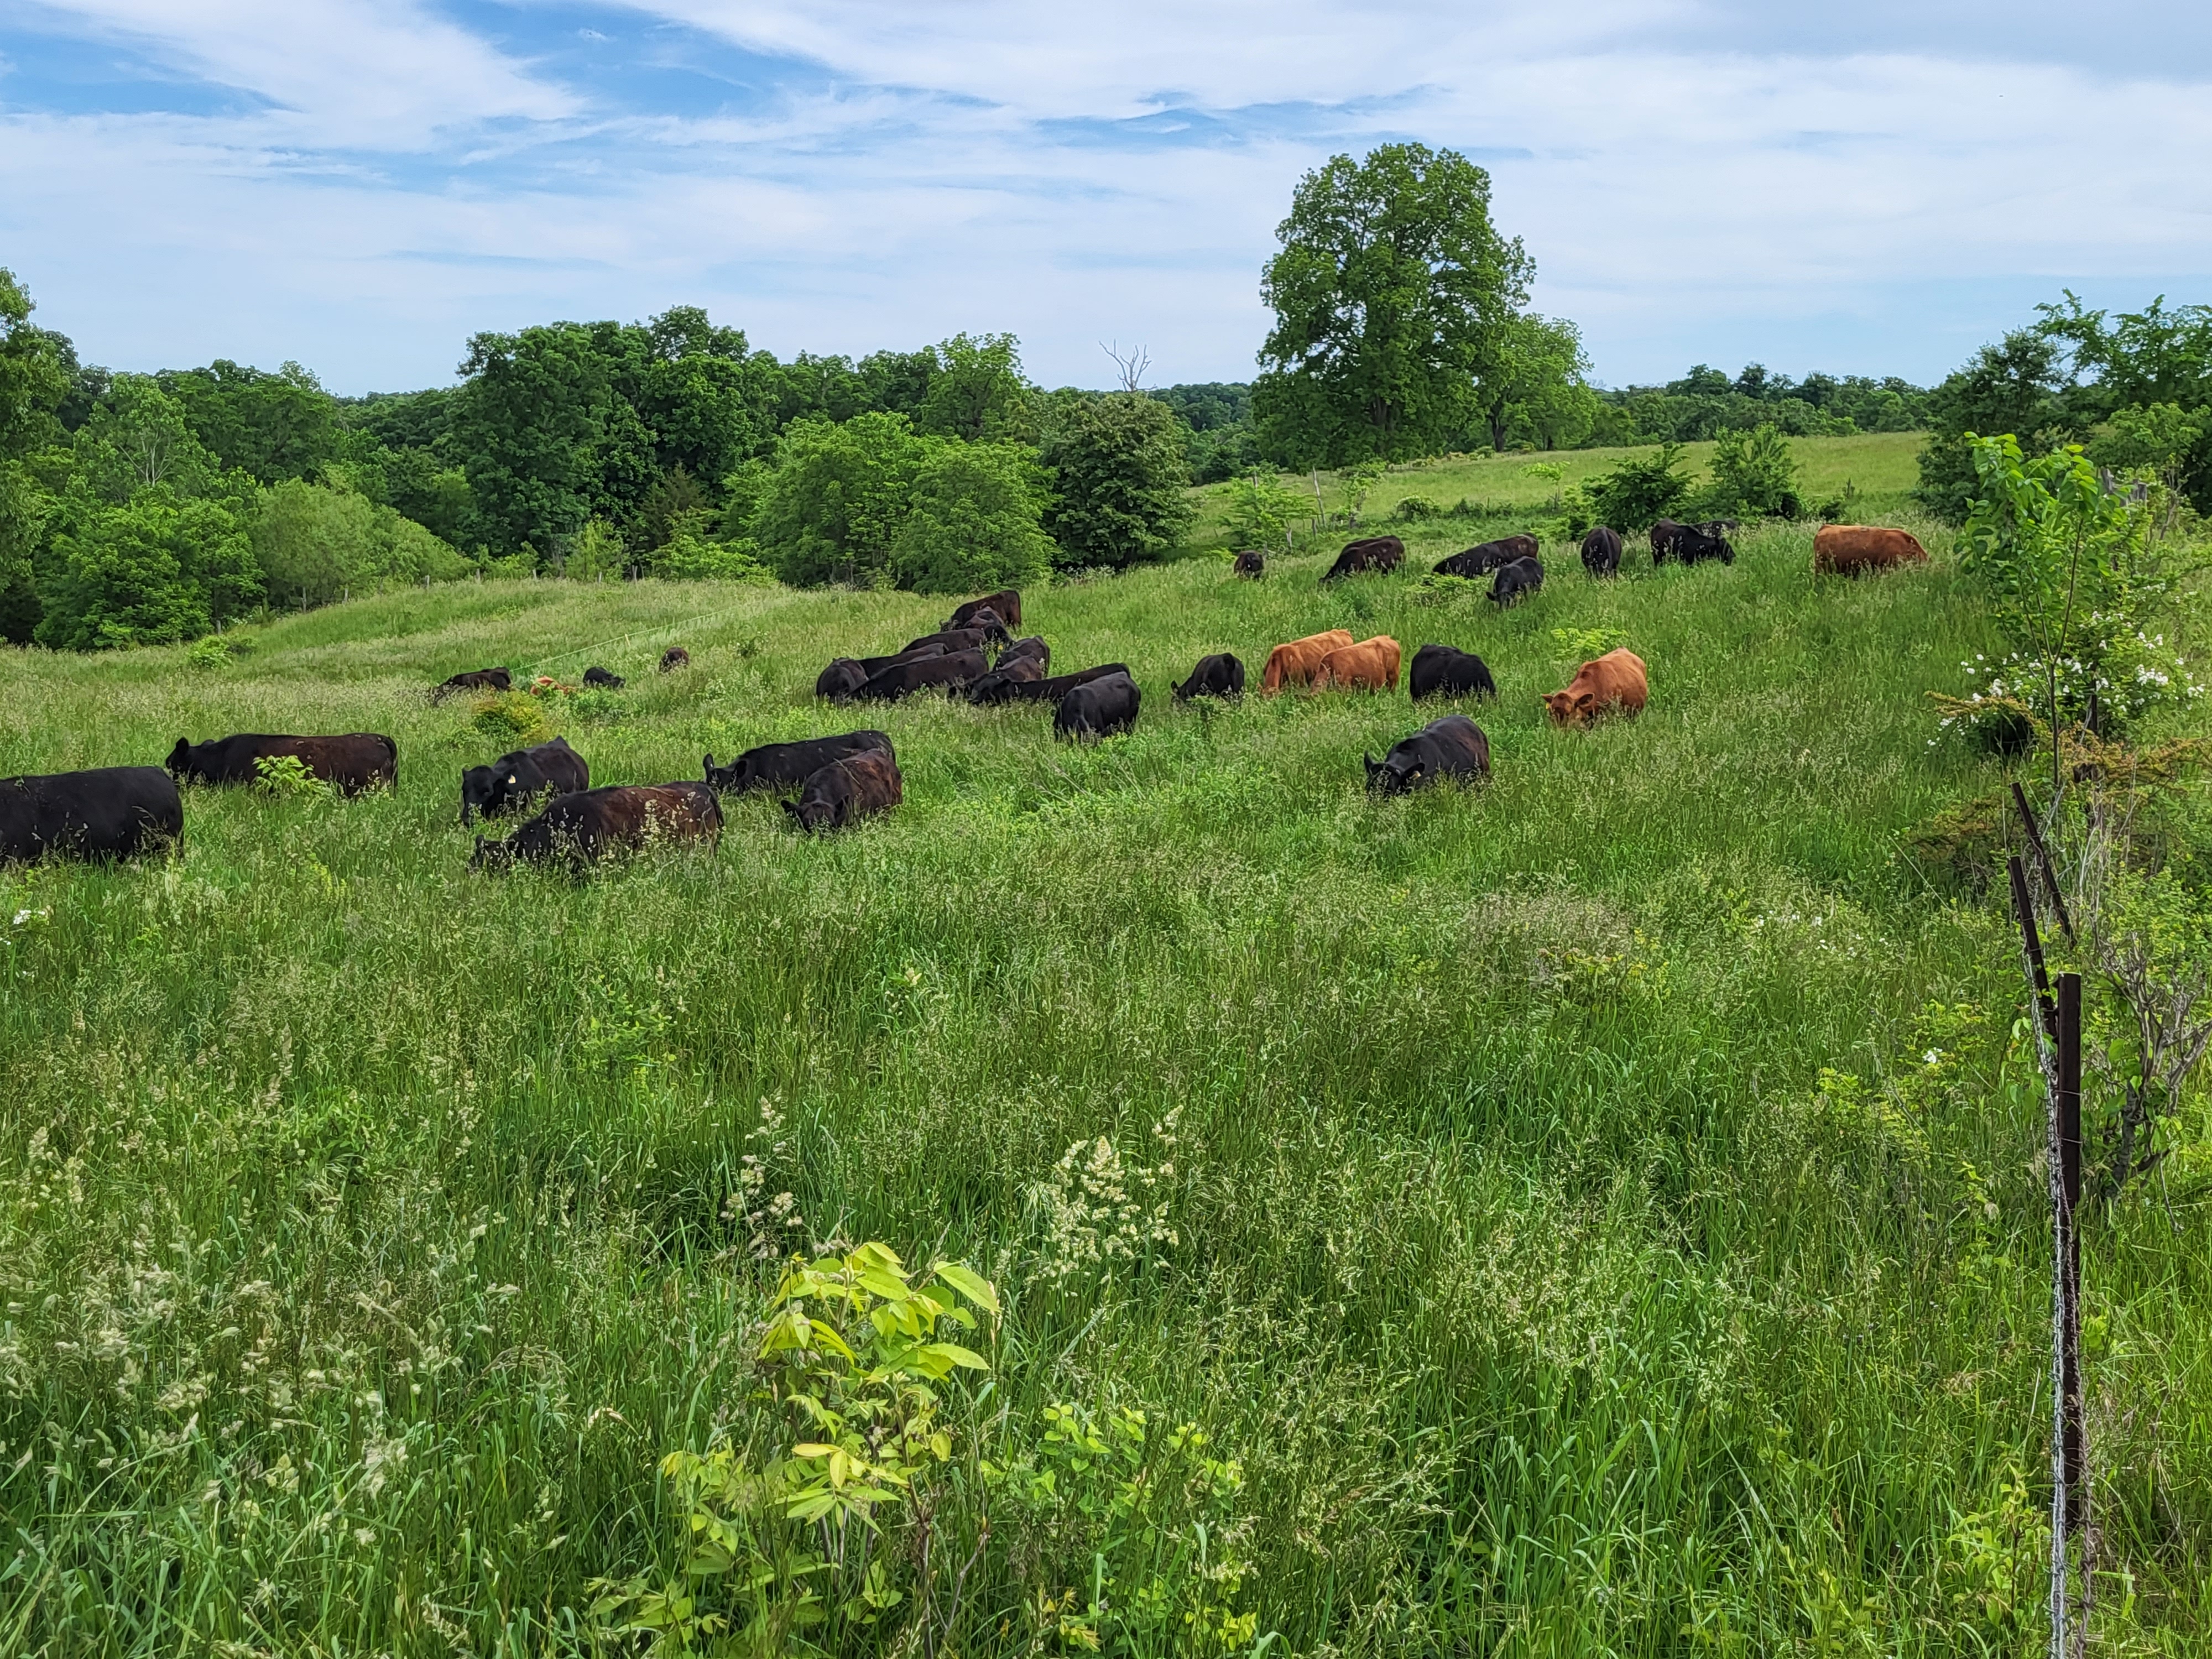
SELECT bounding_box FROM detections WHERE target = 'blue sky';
[3,0,2209,395]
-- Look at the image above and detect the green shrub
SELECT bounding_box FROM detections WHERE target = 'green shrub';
[1394,494,1443,521]
[1039,393,1194,568]
[1582,442,1691,532]
[253,477,468,608]
[892,442,1053,593]
[1698,422,1804,520]
[36,486,262,649]
[753,413,930,587]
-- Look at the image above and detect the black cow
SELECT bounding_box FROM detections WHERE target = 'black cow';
[1677,524,1736,565]
[856,648,988,701]
[1172,653,1244,700]
[1321,535,1405,581]
[705,730,893,795]
[903,623,1006,656]
[473,782,721,869]
[947,589,1022,630]
[1489,556,1545,607]
[1580,526,1623,577]
[817,659,868,700]
[460,737,589,823]
[167,733,397,795]
[984,662,1133,706]
[1433,535,1537,578]
[1364,715,1491,794]
[1,767,182,863]
[582,666,625,689]
[1650,520,1687,564]
[785,748,904,833]
[962,658,1049,705]
[998,636,1049,670]
[1408,644,1496,701]
[660,647,691,672]
[1055,671,1140,740]
[1232,549,1266,579]
[431,667,510,701]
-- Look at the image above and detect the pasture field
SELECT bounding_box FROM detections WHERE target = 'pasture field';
[1184,431,1927,551]
[3,513,2210,1656]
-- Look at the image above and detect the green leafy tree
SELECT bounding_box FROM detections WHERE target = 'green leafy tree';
[1475,312,1593,452]
[158,359,342,483]
[1917,330,2075,521]
[753,413,932,587]
[1254,143,1533,465]
[1040,393,1194,568]
[893,441,1054,592]
[253,478,467,609]
[74,375,217,502]
[1583,443,1692,532]
[38,487,260,649]
[1,267,70,640]
[916,332,1035,444]
[1699,423,1804,520]
[1221,469,1306,551]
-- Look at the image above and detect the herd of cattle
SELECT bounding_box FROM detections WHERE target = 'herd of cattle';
[0,523,1927,868]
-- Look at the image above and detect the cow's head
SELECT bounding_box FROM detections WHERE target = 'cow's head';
[1542,691,1575,725]
[166,738,194,776]
[459,764,495,822]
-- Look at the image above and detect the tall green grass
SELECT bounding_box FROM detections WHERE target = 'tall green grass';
[1,514,2207,1655]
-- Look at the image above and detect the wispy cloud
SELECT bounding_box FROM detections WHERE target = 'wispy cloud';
[2,0,2208,393]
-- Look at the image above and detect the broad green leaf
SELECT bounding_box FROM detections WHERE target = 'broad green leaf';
[932,1261,1000,1314]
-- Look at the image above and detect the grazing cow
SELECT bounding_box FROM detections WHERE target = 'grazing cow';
[820,641,951,698]
[1409,644,1496,702]
[1542,648,1648,726]
[1172,653,1244,701]
[902,624,1005,656]
[707,729,893,795]
[1676,524,1735,565]
[856,648,988,701]
[1055,671,1140,740]
[1489,556,1545,607]
[431,667,510,701]
[962,658,1050,705]
[974,662,1133,706]
[1260,629,1355,694]
[998,636,1049,670]
[1814,524,1929,575]
[660,647,691,672]
[1,766,182,863]
[1313,636,1402,691]
[460,736,589,823]
[167,733,397,795]
[473,782,722,869]
[1320,535,1404,581]
[1650,520,1687,564]
[582,666,625,689]
[785,748,904,833]
[1434,535,1537,578]
[1580,526,1623,577]
[1364,715,1491,794]
[1233,549,1266,579]
[948,589,1022,630]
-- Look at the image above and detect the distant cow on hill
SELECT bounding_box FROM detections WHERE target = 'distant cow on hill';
[1313,636,1401,691]
[706,730,893,795]
[785,749,904,833]
[582,666,625,688]
[460,736,588,823]
[1172,653,1244,700]
[1489,556,1545,607]
[1543,648,1648,727]
[1233,549,1266,578]
[1056,671,1140,740]
[1434,535,1536,578]
[1320,535,1404,581]
[1260,629,1355,693]
[1814,525,1929,575]
[473,782,721,869]
[660,647,691,672]
[1409,644,1496,701]
[1580,526,1623,577]
[432,667,510,701]
[857,648,988,701]
[1365,715,1491,794]
[948,589,1022,630]
[1,766,182,863]
[167,733,397,795]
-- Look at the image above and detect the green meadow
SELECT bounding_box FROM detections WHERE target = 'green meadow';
[2,489,2209,1654]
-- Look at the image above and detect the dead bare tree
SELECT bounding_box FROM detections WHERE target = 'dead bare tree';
[1100,340,1152,393]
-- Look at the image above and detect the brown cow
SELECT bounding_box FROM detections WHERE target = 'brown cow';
[1542,649,1648,727]
[786,749,903,833]
[1312,635,1402,691]
[473,782,722,868]
[660,646,691,672]
[948,589,1021,630]
[1814,525,1929,575]
[1259,629,1355,694]
[167,733,398,795]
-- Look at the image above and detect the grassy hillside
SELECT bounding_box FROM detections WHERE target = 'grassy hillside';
[1186,431,1927,551]
[2,517,2209,1655]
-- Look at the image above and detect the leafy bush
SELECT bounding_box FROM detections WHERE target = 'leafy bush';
[892,442,1053,593]
[1697,422,1804,520]
[1222,469,1306,551]
[752,413,930,588]
[37,486,262,650]
[1393,494,1443,521]
[253,477,468,609]
[648,524,771,582]
[1582,442,1691,531]
[1040,393,1194,569]
[252,753,328,799]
